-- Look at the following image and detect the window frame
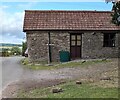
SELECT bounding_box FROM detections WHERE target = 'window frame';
[103,33,116,47]
[70,34,81,46]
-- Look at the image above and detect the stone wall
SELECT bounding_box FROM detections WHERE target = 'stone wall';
[26,31,70,62]
[82,32,120,59]
[27,31,48,62]
[118,33,120,58]
[26,31,119,62]
[50,32,70,61]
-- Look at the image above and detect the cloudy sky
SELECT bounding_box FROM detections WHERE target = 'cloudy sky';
[1,1,113,44]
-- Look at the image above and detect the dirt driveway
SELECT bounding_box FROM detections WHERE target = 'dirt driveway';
[2,58,118,98]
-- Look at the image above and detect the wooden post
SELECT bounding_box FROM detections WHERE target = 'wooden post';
[48,32,51,64]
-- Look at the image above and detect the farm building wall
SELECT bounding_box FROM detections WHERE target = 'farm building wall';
[26,31,70,62]
[26,31,48,62]
[82,32,120,59]
[26,31,119,62]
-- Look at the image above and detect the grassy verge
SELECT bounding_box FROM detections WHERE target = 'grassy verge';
[21,58,111,70]
[17,80,118,98]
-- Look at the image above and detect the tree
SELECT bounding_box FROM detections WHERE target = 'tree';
[105,0,120,25]
[105,0,120,3]
[112,1,120,25]
[2,48,10,57]
[11,46,21,55]
[22,42,27,56]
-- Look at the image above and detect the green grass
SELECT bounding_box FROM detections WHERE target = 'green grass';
[21,58,29,65]
[21,58,111,70]
[17,81,118,98]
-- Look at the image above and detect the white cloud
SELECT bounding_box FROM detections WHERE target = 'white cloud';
[0,8,25,44]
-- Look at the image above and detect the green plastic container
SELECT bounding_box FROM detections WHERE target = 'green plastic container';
[59,51,70,62]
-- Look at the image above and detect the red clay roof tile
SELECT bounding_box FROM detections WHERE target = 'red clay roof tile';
[23,10,120,31]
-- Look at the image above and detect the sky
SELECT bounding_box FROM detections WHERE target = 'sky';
[0,1,113,44]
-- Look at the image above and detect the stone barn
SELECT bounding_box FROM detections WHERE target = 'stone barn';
[23,10,120,62]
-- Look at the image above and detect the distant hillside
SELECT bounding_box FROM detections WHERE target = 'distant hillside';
[0,43,22,47]
[0,43,22,52]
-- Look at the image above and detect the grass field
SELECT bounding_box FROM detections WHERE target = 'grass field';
[0,46,22,53]
[17,80,118,98]
[0,46,22,49]
[22,58,111,70]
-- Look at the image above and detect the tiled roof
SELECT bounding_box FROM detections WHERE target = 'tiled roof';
[23,10,120,31]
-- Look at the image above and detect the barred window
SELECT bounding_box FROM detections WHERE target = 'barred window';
[103,33,116,47]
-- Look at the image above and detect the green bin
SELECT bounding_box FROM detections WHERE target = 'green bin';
[59,51,70,62]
